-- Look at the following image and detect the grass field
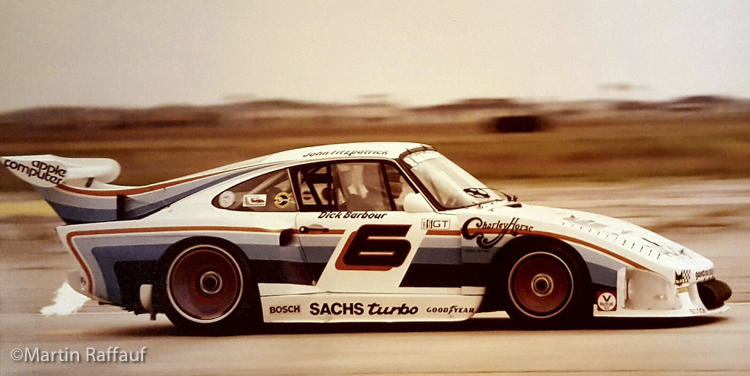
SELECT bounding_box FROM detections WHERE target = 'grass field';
[2,112,750,191]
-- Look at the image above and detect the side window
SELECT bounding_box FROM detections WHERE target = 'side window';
[296,164,337,211]
[295,162,416,212]
[334,162,390,211]
[213,170,297,212]
[384,164,415,211]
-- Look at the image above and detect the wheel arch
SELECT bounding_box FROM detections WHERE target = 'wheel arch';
[478,234,592,313]
[153,235,257,314]
[158,236,248,265]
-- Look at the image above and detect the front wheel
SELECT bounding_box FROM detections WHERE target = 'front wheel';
[163,242,260,334]
[501,240,590,328]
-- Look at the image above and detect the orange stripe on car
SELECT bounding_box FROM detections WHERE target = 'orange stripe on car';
[426,228,648,270]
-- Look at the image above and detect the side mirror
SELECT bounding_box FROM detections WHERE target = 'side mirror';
[403,193,434,213]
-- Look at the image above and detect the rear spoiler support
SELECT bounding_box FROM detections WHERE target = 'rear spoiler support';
[117,194,127,221]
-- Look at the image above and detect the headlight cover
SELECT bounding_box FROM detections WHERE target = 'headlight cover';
[623,268,682,310]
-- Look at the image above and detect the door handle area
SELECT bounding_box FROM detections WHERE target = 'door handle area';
[279,228,296,247]
[299,225,330,234]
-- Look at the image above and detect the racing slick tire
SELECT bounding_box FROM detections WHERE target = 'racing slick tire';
[160,239,261,334]
[500,239,591,329]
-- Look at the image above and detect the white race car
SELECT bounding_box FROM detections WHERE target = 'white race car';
[2,142,731,332]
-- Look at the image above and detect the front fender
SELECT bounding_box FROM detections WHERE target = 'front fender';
[456,203,720,315]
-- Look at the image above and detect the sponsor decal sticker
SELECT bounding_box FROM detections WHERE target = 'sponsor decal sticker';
[310,302,364,315]
[596,292,617,311]
[309,302,418,316]
[243,194,267,207]
[677,287,689,294]
[695,268,714,281]
[301,190,313,201]
[274,192,292,209]
[318,211,387,220]
[421,218,450,230]
[461,217,533,249]
[301,150,388,158]
[426,306,475,314]
[269,305,300,314]
[4,159,67,186]
[367,303,418,315]
[675,270,691,285]
[218,191,236,208]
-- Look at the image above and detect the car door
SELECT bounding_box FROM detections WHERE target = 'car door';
[211,169,315,286]
[293,160,460,294]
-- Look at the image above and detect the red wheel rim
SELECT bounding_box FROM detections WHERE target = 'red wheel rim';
[509,252,573,318]
[167,245,243,323]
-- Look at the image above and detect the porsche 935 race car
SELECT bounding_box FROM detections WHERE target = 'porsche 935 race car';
[2,142,731,332]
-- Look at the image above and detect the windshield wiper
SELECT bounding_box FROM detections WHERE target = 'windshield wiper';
[454,188,518,209]
[463,188,517,202]
[463,188,491,199]
[500,191,518,202]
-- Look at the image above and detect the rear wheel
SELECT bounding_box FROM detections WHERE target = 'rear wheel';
[502,240,590,328]
[163,242,260,334]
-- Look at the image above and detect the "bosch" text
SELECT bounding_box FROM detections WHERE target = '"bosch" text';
[269,305,300,314]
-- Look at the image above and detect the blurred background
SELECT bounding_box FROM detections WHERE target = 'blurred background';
[2,95,750,190]
[2,1,750,188]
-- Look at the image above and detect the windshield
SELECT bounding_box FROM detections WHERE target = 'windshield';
[402,150,505,209]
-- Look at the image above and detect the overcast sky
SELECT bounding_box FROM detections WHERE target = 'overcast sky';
[1,1,749,112]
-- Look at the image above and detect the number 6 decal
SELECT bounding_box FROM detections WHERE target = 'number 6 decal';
[335,224,412,271]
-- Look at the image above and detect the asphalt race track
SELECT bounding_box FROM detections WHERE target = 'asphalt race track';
[2,180,750,375]
[1,306,749,375]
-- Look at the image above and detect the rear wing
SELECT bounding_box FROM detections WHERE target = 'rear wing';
[3,153,267,224]
[1,155,120,188]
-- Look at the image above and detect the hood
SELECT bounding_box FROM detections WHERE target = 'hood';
[461,201,712,271]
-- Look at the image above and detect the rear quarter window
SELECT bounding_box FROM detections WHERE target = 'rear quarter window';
[212,170,297,212]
